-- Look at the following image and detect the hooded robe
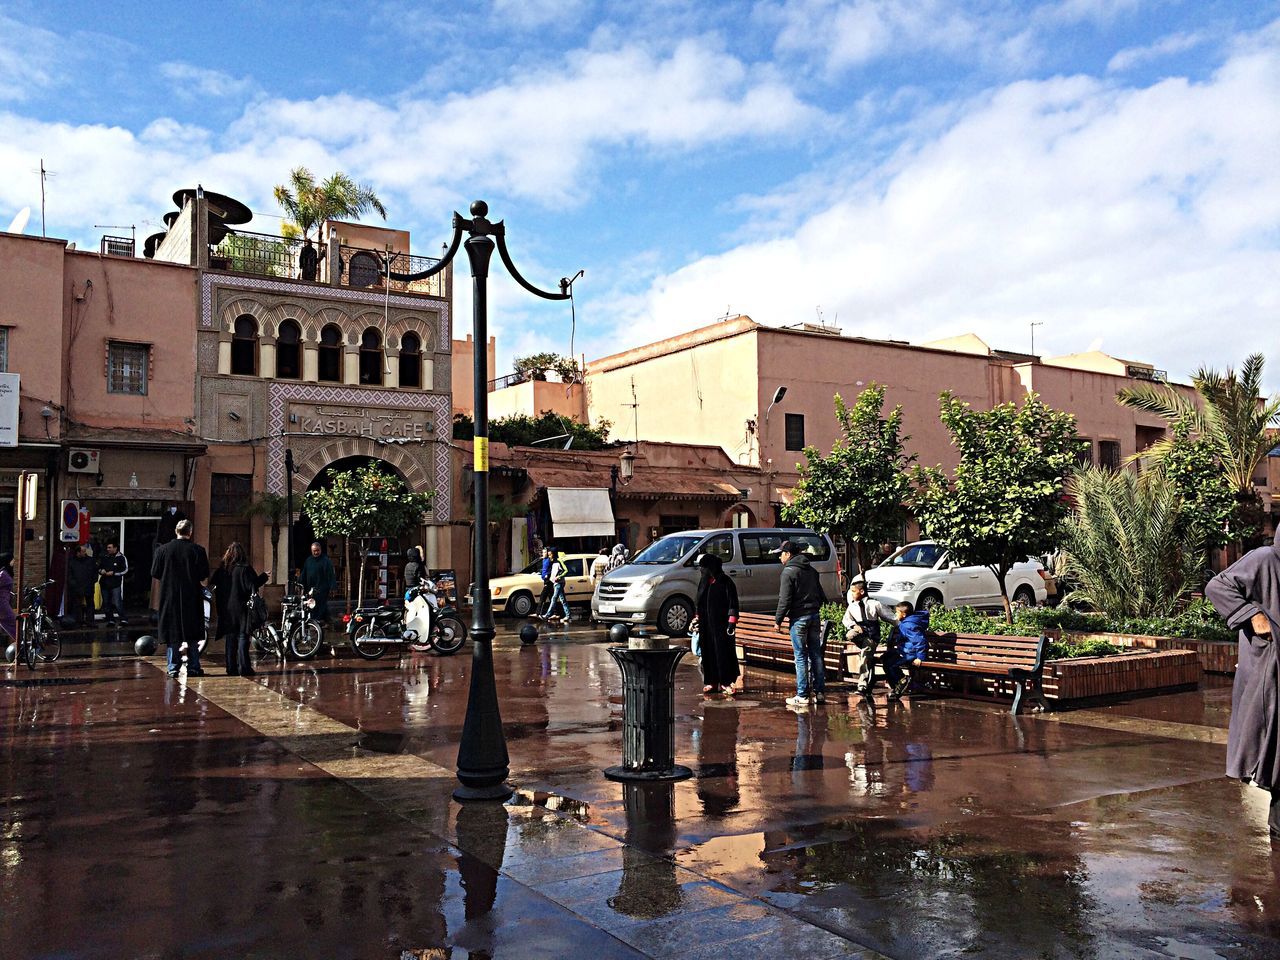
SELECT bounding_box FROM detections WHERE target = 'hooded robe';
[1206,544,1280,791]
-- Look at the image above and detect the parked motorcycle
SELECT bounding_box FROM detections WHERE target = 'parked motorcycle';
[346,579,467,659]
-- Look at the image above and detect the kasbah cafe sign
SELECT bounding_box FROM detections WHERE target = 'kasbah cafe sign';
[289,402,434,440]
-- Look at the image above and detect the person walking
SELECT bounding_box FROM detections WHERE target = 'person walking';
[220,542,267,676]
[1207,544,1280,841]
[774,540,828,707]
[208,553,236,653]
[150,519,210,678]
[535,547,554,619]
[302,541,337,623]
[65,544,98,628]
[0,553,16,646]
[842,575,897,698]
[589,547,610,584]
[606,543,629,573]
[883,601,930,701]
[97,542,129,626]
[693,553,739,695]
[546,551,572,624]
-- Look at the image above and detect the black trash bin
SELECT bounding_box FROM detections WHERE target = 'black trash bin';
[604,645,692,782]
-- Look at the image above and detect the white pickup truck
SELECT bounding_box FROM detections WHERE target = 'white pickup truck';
[864,540,1049,611]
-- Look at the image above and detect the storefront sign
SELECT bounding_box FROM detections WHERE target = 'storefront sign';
[0,372,19,447]
[288,402,435,440]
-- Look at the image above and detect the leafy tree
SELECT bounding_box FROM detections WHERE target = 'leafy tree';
[242,492,289,584]
[1117,354,1280,545]
[302,464,434,606]
[1159,418,1239,550]
[215,233,288,277]
[1060,466,1205,619]
[273,167,387,242]
[914,393,1082,622]
[511,352,579,383]
[453,409,612,450]
[782,386,914,574]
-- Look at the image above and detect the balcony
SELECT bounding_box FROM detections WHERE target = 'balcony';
[206,230,445,299]
[1126,365,1168,382]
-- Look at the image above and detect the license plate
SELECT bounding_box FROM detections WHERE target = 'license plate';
[598,603,616,614]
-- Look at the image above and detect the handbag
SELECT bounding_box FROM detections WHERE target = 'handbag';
[690,629,701,657]
[246,593,268,631]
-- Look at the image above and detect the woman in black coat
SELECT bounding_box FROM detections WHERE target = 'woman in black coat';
[693,553,740,695]
[221,542,268,677]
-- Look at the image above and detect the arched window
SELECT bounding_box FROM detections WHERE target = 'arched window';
[231,315,257,376]
[275,320,301,379]
[318,324,342,382]
[359,328,383,385]
[399,332,421,388]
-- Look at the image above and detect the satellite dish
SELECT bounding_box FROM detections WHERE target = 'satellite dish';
[6,207,30,234]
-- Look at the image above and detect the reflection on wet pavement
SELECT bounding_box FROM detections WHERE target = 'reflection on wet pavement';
[3,624,1279,959]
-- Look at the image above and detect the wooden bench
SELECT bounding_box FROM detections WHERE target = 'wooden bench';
[732,611,848,687]
[913,632,1051,714]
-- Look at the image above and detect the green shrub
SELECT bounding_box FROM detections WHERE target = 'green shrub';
[1048,637,1123,660]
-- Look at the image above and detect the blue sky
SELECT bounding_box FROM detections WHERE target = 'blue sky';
[2,0,1278,382]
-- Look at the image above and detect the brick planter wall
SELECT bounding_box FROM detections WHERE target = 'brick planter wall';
[1062,632,1238,676]
[1043,649,1200,702]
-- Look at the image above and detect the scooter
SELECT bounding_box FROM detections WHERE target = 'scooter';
[346,579,467,659]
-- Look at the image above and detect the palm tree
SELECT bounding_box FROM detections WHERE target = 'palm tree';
[272,167,387,243]
[243,493,290,584]
[1061,467,1205,620]
[1117,353,1280,514]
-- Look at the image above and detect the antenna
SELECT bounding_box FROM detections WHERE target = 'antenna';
[716,305,734,322]
[36,159,55,237]
[625,376,640,445]
[94,223,137,256]
[1030,321,1044,356]
[564,269,584,367]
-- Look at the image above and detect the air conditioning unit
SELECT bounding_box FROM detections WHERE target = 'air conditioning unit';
[67,448,101,474]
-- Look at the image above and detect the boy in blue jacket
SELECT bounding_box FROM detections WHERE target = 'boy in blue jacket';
[885,601,930,701]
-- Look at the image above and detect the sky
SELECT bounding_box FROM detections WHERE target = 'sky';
[2,0,1278,384]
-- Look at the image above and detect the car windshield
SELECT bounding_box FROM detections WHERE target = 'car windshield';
[885,543,945,568]
[632,535,703,565]
[518,560,543,575]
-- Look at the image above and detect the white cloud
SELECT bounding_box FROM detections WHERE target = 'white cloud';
[1039,0,1144,25]
[1107,31,1207,72]
[159,62,255,99]
[596,29,1280,385]
[491,0,590,30]
[0,14,64,101]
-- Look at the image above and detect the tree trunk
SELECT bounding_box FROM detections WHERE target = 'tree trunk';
[343,537,353,616]
[269,520,280,586]
[993,563,1013,624]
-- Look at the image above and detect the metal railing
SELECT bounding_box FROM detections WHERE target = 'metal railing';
[486,372,529,391]
[100,235,135,257]
[1126,365,1168,382]
[209,229,309,280]
[337,246,444,298]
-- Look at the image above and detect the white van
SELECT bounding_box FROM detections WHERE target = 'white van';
[864,540,1049,611]
[592,527,841,636]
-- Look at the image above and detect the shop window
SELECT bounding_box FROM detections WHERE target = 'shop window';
[359,328,384,385]
[785,413,805,451]
[399,332,422,388]
[1099,440,1121,471]
[107,341,149,395]
[318,324,342,382]
[275,320,301,379]
[231,315,258,376]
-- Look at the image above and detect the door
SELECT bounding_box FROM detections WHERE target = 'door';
[737,531,784,611]
[121,518,160,611]
[562,557,594,601]
[943,552,991,607]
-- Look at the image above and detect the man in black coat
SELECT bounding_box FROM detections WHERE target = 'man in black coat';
[774,540,828,707]
[151,519,210,678]
[65,545,98,628]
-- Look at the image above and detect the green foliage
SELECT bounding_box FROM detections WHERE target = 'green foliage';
[783,386,914,572]
[214,234,288,277]
[1047,636,1124,660]
[273,166,386,242]
[1161,418,1245,549]
[1061,466,1205,620]
[453,409,611,450]
[913,392,1082,620]
[511,352,580,383]
[302,464,433,540]
[927,602,1231,644]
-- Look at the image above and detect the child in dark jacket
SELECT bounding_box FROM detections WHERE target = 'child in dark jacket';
[884,601,930,701]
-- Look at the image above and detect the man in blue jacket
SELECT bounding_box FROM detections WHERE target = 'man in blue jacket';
[884,601,930,701]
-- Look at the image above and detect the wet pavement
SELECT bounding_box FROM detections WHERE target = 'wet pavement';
[4,621,1279,959]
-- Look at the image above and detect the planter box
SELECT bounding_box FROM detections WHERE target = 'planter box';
[1044,649,1200,702]
[1062,631,1238,676]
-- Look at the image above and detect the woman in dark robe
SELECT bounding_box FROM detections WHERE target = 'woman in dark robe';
[1206,542,1280,839]
[693,553,740,695]
[0,552,16,645]
[221,542,268,677]
[209,555,235,651]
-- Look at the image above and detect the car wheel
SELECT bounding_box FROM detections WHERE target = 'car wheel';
[918,590,945,612]
[1012,586,1036,609]
[507,591,534,618]
[658,597,694,637]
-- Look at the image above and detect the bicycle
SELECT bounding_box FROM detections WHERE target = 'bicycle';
[15,580,61,670]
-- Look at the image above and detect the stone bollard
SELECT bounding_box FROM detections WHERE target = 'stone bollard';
[604,633,692,782]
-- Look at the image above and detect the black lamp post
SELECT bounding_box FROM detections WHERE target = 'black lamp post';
[284,448,295,593]
[401,201,576,802]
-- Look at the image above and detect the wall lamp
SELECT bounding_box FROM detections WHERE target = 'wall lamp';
[764,385,787,426]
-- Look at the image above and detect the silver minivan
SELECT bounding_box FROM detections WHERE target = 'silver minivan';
[591,527,840,636]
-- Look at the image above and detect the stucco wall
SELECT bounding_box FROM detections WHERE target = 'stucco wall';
[487,380,586,422]
[0,233,67,439]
